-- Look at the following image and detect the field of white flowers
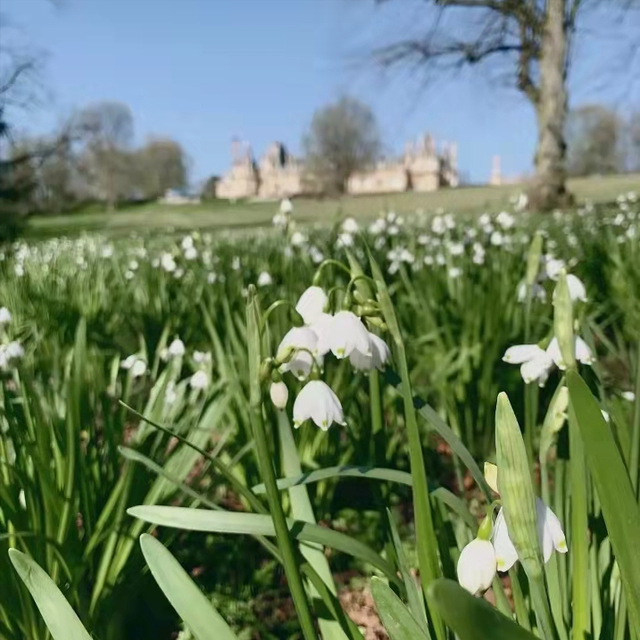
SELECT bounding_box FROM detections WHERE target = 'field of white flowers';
[1,193,639,640]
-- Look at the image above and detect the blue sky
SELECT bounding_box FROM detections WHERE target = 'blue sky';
[3,0,638,184]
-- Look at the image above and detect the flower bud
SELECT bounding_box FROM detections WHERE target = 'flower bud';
[269,381,289,409]
[495,393,544,576]
[553,270,575,370]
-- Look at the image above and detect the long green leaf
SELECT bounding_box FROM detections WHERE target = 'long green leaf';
[253,465,412,491]
[370,577,431,640]
[427,579,538,640]
[140,534,238,640]
[128,506,399,584]
[8,550,93,640]
[384,369,493,501]
[567,371,640,631]
[386,510,429,634]
[252,466,477,530]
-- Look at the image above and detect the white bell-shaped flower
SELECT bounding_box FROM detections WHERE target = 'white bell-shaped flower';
[349,332,391,371]
[545,257,566,280]
[280,198,293,214]
[493,499,568,572]
[5,341,24,361]
[189,370,209,390]
[457,538,497,595]
[269,381,289,409]
[0,307,12,325]
[131,359,147,378]
[503,344,545,364]
[503,344,554,386]
[316,311,371,359]
[295,286,328,325]
[546,336,594,369]
[168,338,186,358]
[566,274,587,302]
[277,327,321,380]
[309,312,333,340]
[574,336,595,365]
[293,380,346,431]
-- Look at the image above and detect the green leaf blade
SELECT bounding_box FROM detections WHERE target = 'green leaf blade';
[370,577,431,640]
[427,579,538,640]
[140,534,238,640]
[8,549,93,640]
[567,370,640,631]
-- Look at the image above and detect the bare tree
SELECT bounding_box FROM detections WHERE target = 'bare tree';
[371,0,639,210]
[567,104,623,176]
[137,137,188,199]
[75,101,134,210]
[0,26,48,236]
[303,96,381,194]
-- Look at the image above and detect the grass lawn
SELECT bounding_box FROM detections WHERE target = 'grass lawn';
[25,173,640,238]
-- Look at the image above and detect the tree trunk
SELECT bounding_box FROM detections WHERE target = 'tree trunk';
[528,0,573,211]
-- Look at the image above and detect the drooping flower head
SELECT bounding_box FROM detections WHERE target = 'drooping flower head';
[277,327,322,380]
[349,332,391,371]
[293,380,346,431]
[295,286,328,326]
[316,311,371,359]
[493,499,568,572]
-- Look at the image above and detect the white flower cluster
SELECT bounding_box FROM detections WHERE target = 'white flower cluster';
[457,464,567,595]
[121,339,212,393]
[0,307,24,371]
[504,273,594,386]
[271,285,390,430]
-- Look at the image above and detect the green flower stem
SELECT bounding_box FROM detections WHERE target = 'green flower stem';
[246,291,319,640]
[313,259,352,285]
[261,299,303,332]
[369,370,384,464]
[529,572,557,640]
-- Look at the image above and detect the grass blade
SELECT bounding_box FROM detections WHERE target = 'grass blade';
[8,549,93,640]
[567,370,640,632]
[140,534,238,640]
[252,466,477,530]
[371,577,431,640]
[128,506,399,584]
[427,579,538,640]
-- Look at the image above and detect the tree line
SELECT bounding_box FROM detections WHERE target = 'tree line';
[5,101,188,216]
[567,105,640,177]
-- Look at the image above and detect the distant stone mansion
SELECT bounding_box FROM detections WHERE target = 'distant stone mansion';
[216,133,458,200]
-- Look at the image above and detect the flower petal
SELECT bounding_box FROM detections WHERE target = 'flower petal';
[492,508,519,572]
[295,286,328,325]
[503,344,546,364]
[575,336,595,365]
[456,539,496,595]
[538,499,568,555]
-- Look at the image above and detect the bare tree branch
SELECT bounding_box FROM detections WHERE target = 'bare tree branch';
[0,59,36,98]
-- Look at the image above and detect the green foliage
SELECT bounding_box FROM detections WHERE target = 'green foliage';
[567,371,640,632]
[2,197,640,640]
[427,580,538,640]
